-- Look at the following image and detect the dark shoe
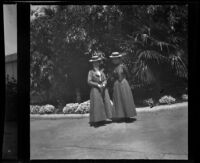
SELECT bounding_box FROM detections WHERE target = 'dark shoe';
[150,104,154,108]
[105,119,112,124]
[112,118,124,123]
[90,121,106,128]
[124,117,136,123]
[89,122,94,127]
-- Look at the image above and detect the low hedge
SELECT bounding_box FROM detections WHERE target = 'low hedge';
[30,104,55,114]
[30,100,90,115]
[30,94,188,114]
[159,95,176,104]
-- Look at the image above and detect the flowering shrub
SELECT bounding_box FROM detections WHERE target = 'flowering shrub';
[75,100,90,114]
[38,104,55,114]
[143,98,154,106]
[63,103,79,114]
[159,95,176,104]
[30,105,41,114]
[181,94,188,101]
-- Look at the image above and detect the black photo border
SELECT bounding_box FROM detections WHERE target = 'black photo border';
[1,0,199,162]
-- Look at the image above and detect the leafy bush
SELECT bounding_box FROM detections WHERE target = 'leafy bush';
[75,100,90,114]
[159,95,176,104]
[38,104,55,114]
[29,101,88,115]
[30,102,90,115]
[30,105,41,114]
[181,94,188,101]
[143,98,154,106]
[63,103,79,114]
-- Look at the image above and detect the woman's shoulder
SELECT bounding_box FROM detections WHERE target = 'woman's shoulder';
[100,68,105,73]
[88,69,94,74]
[115,63,125,70]
[120,63,126,67]
[120,63,128,69]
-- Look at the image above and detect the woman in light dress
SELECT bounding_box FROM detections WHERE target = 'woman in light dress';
[87,53,112,127]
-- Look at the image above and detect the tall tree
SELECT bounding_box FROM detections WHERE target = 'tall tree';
[30,5,188,105]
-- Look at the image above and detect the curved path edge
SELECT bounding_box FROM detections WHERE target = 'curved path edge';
[30,102,188,120]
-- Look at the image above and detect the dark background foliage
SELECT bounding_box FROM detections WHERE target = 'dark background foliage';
[30,5,188,107]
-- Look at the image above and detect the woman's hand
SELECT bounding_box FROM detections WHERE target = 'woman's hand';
[98,84,102,88]
[101,81,106,87]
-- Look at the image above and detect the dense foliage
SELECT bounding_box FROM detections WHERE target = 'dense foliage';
[30,5,188,105]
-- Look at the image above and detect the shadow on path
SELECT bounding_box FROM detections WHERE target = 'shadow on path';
[89,118,137,128]
[89,120,114,128]
[111,117,137,123]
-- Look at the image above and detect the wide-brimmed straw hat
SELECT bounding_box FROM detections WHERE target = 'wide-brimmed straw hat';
[109,52,123,58]
[89,51,105,62]
[89,55,103,62]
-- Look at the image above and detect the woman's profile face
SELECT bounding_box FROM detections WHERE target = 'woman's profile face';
[93,61,100,68]
[112,57,120,64]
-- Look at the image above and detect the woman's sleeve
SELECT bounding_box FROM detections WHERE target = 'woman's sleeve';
[106,70,114,88]
[122,64,131,80]
[87,71,99,87]
[102,71,107,86]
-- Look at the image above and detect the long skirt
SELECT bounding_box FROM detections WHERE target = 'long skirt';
[112,79,137,118]
[89,87,112,123]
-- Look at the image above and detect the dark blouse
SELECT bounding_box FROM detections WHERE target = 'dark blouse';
[113,64,130,82]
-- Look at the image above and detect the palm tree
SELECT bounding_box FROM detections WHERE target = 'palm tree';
[129,34,187,84]
[119,5,188,91]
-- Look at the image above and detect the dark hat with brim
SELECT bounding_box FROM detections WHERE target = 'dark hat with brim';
[89,55,103,62]
[109,52,123,58]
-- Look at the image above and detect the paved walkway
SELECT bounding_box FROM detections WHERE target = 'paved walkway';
[30,104,188,159]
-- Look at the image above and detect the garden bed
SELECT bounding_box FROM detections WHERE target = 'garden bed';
[30,100,90,115]
[30,102,188,120]
[30,94,188,115]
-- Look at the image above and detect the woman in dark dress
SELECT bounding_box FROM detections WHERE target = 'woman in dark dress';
[109,52,137,121]
[87,54,112,127]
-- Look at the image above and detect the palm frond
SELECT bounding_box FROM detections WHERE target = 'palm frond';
[133,60,155,85]
[169,55,188,79]
[138,50,166,64]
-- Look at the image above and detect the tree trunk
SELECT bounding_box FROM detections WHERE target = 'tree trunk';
[151,66,161,104]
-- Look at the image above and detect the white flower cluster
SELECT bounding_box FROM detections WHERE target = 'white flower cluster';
[39,104,55,114]
[30,104,55,114]
[30,105,40,114]
[63,103,79,114]
[74,100,90,114]
[30,101,91,114]
[159,95,176,104]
